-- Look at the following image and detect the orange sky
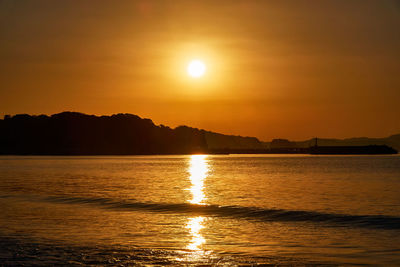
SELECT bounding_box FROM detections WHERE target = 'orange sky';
[1,0,399,141]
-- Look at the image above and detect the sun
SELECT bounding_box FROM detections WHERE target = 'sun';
[187,60,206,78]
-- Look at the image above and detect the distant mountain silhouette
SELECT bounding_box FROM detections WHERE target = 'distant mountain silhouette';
[0,112,264,155]
[268,135,400,152]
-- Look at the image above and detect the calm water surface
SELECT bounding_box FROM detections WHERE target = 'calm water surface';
[0,155,399,265]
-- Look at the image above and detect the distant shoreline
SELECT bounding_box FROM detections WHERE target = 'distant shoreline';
[1,112,398,156]
[1,147,397,157]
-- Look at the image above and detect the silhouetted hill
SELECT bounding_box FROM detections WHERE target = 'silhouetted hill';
[204,131,265,150]
[1,112,398,155]
[0,112,264,155]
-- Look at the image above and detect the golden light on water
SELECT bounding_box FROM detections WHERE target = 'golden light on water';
[185,155,209,254]
[188,155,209,205]
[186,217,206,251]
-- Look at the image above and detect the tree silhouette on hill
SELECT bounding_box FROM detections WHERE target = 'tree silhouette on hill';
[0,112,209,155]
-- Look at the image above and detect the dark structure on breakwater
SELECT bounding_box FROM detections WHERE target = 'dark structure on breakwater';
[209,137,398,155]
[308,145,397,155]
[308,138,397,155]
[209,146,397,155]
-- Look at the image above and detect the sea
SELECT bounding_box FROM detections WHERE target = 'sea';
[0,155,399,266]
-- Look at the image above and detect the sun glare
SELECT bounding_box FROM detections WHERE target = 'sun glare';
[188,155,209,204]
[187,60,206,78]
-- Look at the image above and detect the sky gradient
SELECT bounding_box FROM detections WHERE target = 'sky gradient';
[1,0,399,141]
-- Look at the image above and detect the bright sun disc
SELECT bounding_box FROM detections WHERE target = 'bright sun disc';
[187,60,206,78]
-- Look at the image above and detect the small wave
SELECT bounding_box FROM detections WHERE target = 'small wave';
[3,194,400,230]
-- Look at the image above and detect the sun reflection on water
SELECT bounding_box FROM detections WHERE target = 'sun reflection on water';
[188,154,209,205]
[185,155,209,255]
[186,216,206,251]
